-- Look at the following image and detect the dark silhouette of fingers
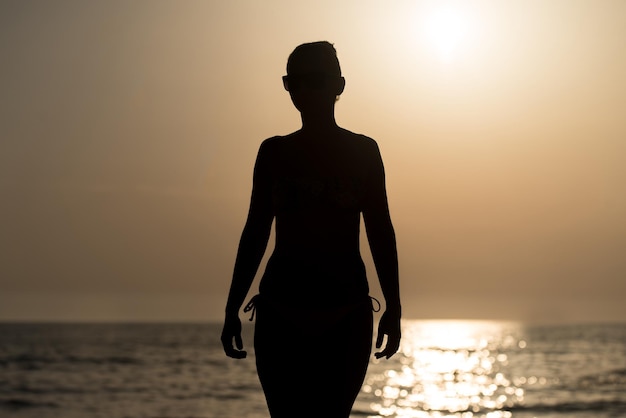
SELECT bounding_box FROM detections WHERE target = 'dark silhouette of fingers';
[376,347,394,359]
[375,331,384,349]
[384,337,400,358]
[221,332,247,359]
[227,348,248,359]
[223,341,247,359]
[374,333,400,359]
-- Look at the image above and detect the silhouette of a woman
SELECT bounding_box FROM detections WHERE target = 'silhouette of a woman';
[221,41,401,418]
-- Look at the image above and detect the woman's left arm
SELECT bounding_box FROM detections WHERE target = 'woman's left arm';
[362,139,401,359]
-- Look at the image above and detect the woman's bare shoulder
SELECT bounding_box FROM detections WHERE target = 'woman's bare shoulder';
[338,128,380,152]
[260,132,299,149]
[257,135,287,158]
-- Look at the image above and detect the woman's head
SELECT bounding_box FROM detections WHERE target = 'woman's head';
[284,41,345,114]
[286,41,342,77]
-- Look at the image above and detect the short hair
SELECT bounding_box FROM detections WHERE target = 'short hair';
[286,41,342,76]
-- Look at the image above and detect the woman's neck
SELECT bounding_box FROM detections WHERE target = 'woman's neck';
[300,111,339,134]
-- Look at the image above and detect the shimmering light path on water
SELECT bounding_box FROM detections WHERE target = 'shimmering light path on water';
[358,320,528,418]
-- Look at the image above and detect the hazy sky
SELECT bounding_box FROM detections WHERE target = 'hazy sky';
[1,0,625,322]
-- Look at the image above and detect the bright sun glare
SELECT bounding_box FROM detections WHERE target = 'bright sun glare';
[422,6,472,62]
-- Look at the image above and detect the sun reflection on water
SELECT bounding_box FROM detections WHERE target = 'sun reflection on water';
[364,320,524,418]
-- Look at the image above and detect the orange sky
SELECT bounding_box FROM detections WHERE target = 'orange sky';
[1,0,625,322]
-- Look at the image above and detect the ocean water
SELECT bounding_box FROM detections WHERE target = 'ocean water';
[1,321,625,418]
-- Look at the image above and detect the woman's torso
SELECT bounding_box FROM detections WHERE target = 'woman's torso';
[259,129,373,307]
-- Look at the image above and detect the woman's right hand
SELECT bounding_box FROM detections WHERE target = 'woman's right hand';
[221,314,247,359]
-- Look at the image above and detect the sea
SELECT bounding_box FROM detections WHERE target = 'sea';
[1,321,625,418]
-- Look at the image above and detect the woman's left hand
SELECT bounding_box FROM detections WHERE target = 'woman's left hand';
[374,310,401,359]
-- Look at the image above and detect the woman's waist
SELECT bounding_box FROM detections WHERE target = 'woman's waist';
[260,252,369,305]
[257,275,370,310]
[261,256,368,288]
[268,249,364,265]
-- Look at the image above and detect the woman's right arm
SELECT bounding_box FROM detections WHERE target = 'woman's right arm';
[221,140,275,358]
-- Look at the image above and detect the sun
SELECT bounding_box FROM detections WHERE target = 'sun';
[423,6,471,62]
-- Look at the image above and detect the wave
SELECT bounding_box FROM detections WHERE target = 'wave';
[11,384,92,395]
[2,353,142,368]
[509,399,626,414]
[359,399,626,416]
[68,354,141,365]
[1,353,228,368]
[0,398,60,409]
[578,367,626,387]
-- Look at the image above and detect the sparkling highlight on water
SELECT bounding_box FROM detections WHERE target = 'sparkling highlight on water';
[364,321,525,417]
